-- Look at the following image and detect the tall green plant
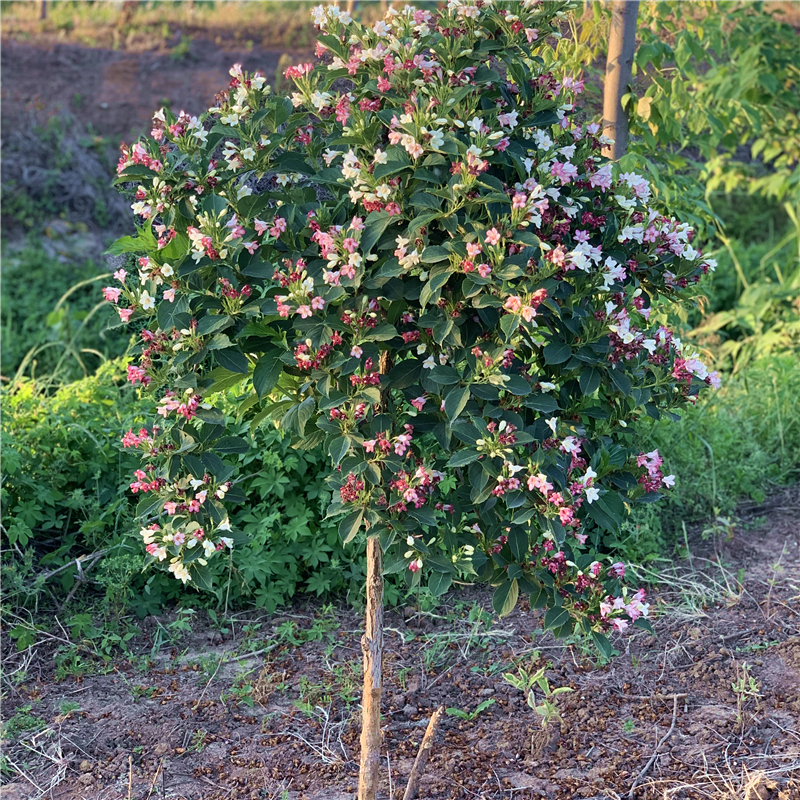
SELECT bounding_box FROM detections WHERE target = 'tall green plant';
[109,2,717,795]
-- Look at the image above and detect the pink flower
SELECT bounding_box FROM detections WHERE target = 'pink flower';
[164,501,178,515]
[477,263,492,278]
[521,305,536,322]
[394,433,412,456]
[525,28,539,42]
[311,296,326,311]
[243,241,258,254]
[410,396,427,412]
[350,216,365,231]
[363,440,377,453]
[103,287,122,303]
[504,295,522,313]
[377,77,391,92]
[350,346,363,358]
[113,268,127,283]
[254,218,269,236]
[408,558,423,573]
[163,289,176,303]
[173,532,186,546]
[466,243,482,257]
[296,305,312,319]
[485,228,501,246]
[118,308,133,323]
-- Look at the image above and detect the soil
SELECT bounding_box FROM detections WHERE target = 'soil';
[2,23,800,800]
[2,488,800,800]
[0,34,310,144]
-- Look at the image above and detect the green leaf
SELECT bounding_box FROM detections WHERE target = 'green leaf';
[492,579,519,618]
[508,528,529,561]
[252,350,284,398]
[543,342,571,365]
[361,211,393,253]
[192,565,215,592]
[447,449,481,467]
[591,630,614,659]
[503,375,531,396]
[214,435,250,455]
[338,509,364,544]
[444,386,470,421]
[579,368,602,395]
[634,618,654,634]
[387,358,421,389]
[197,315,233,336]
[215,348,249,374]
[428,572,452,598]
[157,294,191,331]
[428,365,460,386]
[328,436,350,467]
[544,607,571,631]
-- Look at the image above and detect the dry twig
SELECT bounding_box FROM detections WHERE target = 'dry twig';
[628,695,679,797]
[403,704,445,800]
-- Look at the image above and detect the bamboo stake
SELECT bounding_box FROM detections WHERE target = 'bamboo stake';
[358,536,384,800]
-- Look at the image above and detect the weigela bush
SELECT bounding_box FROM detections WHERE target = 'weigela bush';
[109,0,718,654]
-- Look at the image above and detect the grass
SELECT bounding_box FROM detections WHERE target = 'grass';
[0,1,391,52]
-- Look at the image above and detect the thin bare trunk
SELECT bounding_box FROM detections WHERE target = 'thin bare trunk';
[602,0,640,159]
[358,536,384,800]
[40,1,46,20]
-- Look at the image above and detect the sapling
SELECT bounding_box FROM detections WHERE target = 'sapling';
[108,2,718,796]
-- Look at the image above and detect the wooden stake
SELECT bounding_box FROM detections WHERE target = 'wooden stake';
[358,536,384,800]
[403,705,445,800]
[602,0,640,159]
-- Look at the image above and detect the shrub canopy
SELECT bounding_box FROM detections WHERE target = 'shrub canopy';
[109,0,717,653]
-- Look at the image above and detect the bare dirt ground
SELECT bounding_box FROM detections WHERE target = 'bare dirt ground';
[0,34,306,144]
[2,488,800,800]
[2,24,800,800]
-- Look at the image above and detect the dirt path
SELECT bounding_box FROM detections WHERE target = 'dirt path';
[1,36,307,142]
[2,489,799,800]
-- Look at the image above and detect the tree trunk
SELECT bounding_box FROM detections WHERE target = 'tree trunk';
[358,536,384,800]
[40,1,46,20]
[602,0,640,159]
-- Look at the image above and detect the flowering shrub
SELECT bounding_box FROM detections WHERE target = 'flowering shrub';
[109,0,719,656]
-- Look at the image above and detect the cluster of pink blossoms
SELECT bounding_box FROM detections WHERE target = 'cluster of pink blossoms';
[637,450,675,492]
[117,141,162,176]
[362,425,415,457]
[157,390,202,420]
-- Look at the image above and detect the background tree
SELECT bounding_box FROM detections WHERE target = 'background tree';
[601,0,639,159]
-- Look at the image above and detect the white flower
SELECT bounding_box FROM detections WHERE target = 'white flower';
[139,290,155,311]
[467,116,484,134]
[241,147,256,161]
[236,184,253,200]
[373,149,388,165]
[422,356,436,369]
[546,417,558,435]
[585,486,600,504]
[540,382,556,392]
